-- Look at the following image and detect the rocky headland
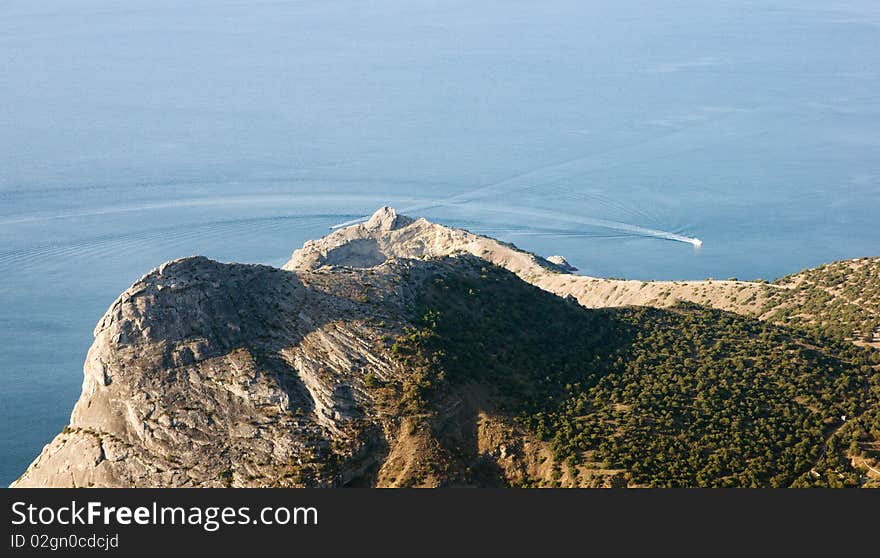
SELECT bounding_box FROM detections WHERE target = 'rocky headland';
[13,207,880,488]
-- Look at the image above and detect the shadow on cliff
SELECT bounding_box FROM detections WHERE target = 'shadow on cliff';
[358,255,641,487]
[81,253,640,487]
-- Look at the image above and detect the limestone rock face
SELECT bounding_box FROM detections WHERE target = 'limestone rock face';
[13,255,434,487]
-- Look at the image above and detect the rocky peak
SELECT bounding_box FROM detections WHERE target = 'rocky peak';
[546,255,577,272]
[364,206,413,231]
[284,206,572,280]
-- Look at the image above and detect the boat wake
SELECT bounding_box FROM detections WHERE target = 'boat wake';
[331,201,703,248]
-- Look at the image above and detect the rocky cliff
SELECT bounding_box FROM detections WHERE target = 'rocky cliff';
[12,207,880,487]
[13,255,413,487]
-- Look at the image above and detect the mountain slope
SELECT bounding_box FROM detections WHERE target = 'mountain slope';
[12,208,880,487]
[405,266,880,487]
[763,258,880,346]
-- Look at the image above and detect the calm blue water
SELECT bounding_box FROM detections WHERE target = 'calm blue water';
[1,0,878,485]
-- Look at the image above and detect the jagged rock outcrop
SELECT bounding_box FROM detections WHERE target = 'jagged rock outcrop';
[546,255,577,272]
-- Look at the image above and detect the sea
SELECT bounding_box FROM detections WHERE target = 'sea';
[1,0,878,484]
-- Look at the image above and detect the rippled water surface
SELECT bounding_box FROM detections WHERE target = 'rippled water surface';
[2,0,879,484]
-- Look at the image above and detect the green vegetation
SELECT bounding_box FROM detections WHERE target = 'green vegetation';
[764,257,880,342]
[363,372,382,388]
[396,264,880,487]
[390,310,446,414]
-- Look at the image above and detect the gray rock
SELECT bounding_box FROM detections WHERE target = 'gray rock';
[13,256,429,487]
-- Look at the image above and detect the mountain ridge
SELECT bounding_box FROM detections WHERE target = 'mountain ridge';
[12,207,880,487]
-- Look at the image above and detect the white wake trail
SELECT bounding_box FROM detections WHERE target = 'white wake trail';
[468,203,703,248]
[331,201,703,248]
[331,108,748,242]
[592,218,703,247]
